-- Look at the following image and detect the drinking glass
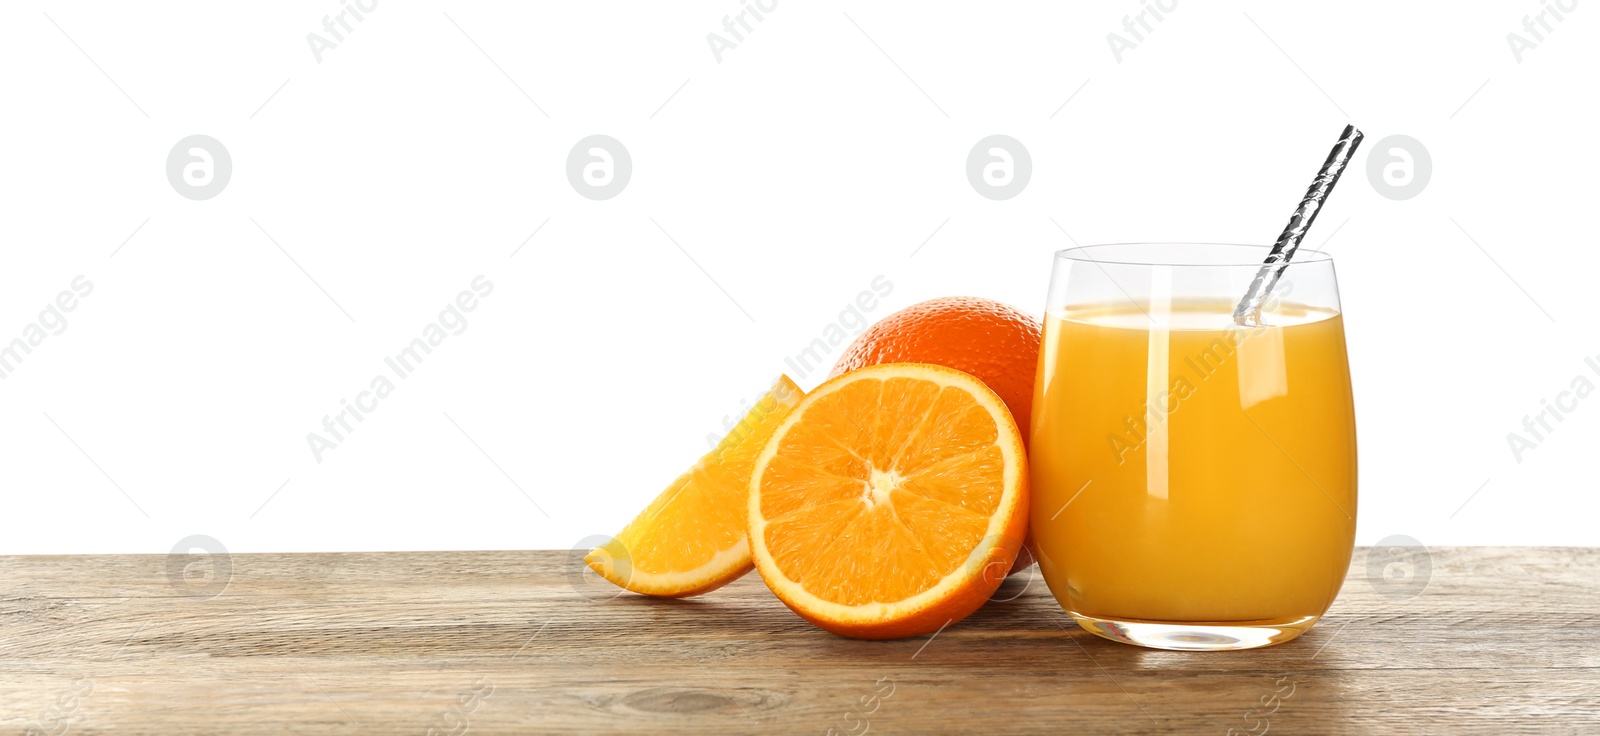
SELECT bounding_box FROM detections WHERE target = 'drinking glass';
[1030,243,1357,651]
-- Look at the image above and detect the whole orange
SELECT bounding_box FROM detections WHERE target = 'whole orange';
[830,296,1042,445]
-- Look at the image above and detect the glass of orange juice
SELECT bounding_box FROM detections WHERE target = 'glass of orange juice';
[1031,243,1356,651]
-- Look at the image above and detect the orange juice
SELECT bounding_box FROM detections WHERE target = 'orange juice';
[1031,299,1356,633]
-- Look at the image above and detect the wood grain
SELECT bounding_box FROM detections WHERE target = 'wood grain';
[1,547,1596,735]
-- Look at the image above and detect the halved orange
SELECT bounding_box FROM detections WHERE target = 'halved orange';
[586,376,803,597]
[747,363,1028,639]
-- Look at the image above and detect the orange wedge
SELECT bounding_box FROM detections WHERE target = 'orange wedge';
[586,376,803,597]
[747,363,1028,639]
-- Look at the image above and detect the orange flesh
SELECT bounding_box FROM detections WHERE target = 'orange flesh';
[751,365,1024,625]
[587,376,801,597]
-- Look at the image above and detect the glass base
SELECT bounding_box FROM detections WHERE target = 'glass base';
[1070,613,1320,651]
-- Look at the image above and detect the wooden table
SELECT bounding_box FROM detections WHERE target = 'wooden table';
[2,547,1595,735]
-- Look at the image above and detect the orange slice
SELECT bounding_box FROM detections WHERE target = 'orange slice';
[586,376,803,597]
[747,363,1028,639]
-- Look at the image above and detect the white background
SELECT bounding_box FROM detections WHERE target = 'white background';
[1,1,1594,554]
